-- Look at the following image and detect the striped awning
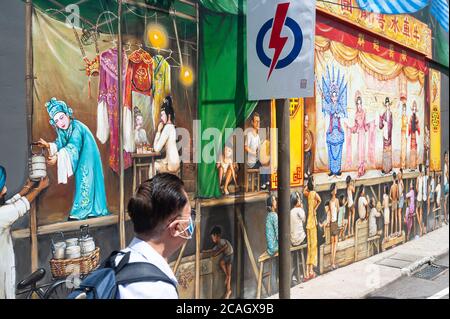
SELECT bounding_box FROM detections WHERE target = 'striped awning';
[356,0,449,32]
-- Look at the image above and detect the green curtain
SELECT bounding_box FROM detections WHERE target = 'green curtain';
[197,1,257,198]
[436,24,449,67]
[198,0,241,15]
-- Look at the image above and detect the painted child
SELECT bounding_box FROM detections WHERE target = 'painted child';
[405,182,416,239]
[435,175,441,211]
[328,183,340,270]
[369,197,382,237]
[204,226,234,299]
[217,144,238,195]
[383,185,390,240]
[390,173,399,236]
[338,194,348,240]
[346,176,356,236]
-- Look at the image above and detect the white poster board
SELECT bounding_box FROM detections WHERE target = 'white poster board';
[247,0,316,100]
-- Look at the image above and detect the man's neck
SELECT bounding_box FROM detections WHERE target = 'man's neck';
[138,236,172,260]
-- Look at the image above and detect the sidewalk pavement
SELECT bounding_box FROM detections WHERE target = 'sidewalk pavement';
[269,225,449,299]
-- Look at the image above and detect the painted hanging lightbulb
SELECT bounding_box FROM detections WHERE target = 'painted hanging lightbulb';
[180,65,194,87]
[179,36,194,87]
[146,23,168,49]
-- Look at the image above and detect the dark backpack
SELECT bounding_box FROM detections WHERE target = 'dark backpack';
[67,250,177,299]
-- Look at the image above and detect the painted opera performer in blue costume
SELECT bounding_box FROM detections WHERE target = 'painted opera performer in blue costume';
[320,66,348,177]
[38,98,110,220]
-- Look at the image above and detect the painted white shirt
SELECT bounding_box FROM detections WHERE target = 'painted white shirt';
[369,208,381,237]
[290,207,306,246]
[245,131,260,167]
[115,237,178,299]
[358,196,368,220]
[0,194,30,299]
[154,123,180,173]
[445,163,448,185]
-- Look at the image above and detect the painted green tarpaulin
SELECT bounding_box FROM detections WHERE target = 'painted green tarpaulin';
[197,0,257,198]
[436,24,449,67]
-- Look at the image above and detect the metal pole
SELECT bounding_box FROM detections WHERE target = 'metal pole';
[276,99,290,299]
[25,0,38,273]
[118,0,126,249]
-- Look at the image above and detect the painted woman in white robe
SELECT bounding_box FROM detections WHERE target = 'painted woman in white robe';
[38,98,110,220]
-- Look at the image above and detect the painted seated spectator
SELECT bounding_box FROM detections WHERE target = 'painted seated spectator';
[216,143,238,195]
[153,96,180,176]
[245,112,269,190]
[290,191,306,246]
[265,195,278,256]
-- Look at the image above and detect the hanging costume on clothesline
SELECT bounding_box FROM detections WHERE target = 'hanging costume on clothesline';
[124,48,154,149]
[96,47,132,173]
[152,55,171,130]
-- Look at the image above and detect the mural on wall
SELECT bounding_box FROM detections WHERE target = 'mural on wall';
[30,9,196,225]
[37,98,110,221]
[312,36,426,182]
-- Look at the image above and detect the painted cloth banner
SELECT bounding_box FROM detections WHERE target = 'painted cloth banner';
[317,0,433,57]
[270,99,304,189]
[316,16,427,73]
[247,0,315,100]
[430,69,441,171]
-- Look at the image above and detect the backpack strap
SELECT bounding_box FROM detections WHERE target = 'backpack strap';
[115,262,177,290]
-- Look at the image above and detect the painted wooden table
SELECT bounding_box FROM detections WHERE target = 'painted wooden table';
[131,151,161,194]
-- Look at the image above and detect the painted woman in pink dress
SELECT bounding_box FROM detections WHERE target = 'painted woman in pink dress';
[348,91,369,177]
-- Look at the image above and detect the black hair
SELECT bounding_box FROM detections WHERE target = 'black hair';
[210,226,222,236]
[369,197,375,209]
[267,195,276,212]
[400,168,403,174]
[290,192,299,209]
[161,96,175,123]
[393,172,397,180]
[385,184,390,195]
[419,164,423,173]
[346,175,352,185]
[127,173,187,237]
[307,179,314,191]
[330,183,337,193]
[360,185,365,194]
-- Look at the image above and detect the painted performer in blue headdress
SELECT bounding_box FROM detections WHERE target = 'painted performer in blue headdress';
[319,66,348,177]
[37,98,110,220]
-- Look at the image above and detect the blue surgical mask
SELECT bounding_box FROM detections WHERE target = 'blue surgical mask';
[177,216,195,240]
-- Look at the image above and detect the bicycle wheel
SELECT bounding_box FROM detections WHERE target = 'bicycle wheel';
[43,278,76,299]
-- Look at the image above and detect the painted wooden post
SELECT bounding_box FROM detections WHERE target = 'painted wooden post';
[25,0,38,273]
[117,0,126,249]
[276,99,290,299]
[195,199,201,299]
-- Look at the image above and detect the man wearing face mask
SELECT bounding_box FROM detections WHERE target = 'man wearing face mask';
[0,165,49,298]
[116,173,193,298]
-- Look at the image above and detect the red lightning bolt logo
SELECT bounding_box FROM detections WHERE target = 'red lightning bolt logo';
[267,2,290,81]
